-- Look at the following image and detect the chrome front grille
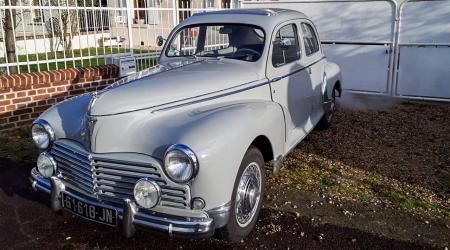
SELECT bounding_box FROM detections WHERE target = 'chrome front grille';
[51,140,189,209]
[51,142,95,195]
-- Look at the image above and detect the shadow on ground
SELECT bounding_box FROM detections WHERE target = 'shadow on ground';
[0,156,434,249]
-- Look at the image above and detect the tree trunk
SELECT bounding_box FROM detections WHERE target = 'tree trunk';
[4,0,18,74]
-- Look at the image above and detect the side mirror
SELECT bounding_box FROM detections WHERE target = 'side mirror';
[280,38,292,50]
[156,35,165,47]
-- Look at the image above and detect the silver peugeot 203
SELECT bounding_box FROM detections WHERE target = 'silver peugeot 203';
[30,8,342,242]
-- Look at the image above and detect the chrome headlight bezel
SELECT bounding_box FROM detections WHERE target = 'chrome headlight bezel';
[37,151,56,178]
[133,178,161,209]
[163,144,199,184]
[31,119,55,150]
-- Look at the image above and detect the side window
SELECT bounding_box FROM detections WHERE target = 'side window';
[272,24,301,67]
[301,23,320,56]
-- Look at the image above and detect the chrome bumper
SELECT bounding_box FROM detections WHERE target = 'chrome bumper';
[30,168,221,238]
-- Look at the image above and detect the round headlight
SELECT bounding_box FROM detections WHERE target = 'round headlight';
[37,152,56,178]
[164,144,199,183]
[31,120,54,149]
[133,179,161,209]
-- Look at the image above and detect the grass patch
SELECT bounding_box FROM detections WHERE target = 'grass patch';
[387,190,437,211]
[400,100,415,105]
[278,161,449,217]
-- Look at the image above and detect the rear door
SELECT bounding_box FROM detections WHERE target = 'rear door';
[267,21,314,151]
[299,21,326,121]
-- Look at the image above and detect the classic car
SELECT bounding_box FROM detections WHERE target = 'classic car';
[30,8,342,242]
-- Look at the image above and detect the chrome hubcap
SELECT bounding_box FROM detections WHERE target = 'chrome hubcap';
[235,162,262,227]
[327,93,336,122]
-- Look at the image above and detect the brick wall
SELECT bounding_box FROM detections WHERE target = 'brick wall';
[0,65,119,131]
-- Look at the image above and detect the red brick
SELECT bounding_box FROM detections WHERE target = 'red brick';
[13,108,32,116]
[30,113,40,118]
[34,105,51,113]
[30,72,40,84]
[0,111,12,118]
[17,91,27,97]
[8,116,18,122]
[0,88,11,94]
[13,97,31,104]
[0,122,15,130]
[0,100,11,106]
[52,80,69,86]
[47,88,56,93]
[28,90,37,95]
[32,83,51,89]
[47,98,56,104]
[37,89,46,94]
[6,93,15,98]
[69,89,85,95]
[20,114,30,120]
[17,103,28,109]
[6,105,15,111]
[0,106,5,112]
[37,100,47,106]
[17,119,33,127]
[11,75,21,86]
[56,86,67,92]
[33,94,50,101]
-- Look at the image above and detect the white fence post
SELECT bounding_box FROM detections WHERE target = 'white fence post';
[172,0,179,27]
[126,0,134,53]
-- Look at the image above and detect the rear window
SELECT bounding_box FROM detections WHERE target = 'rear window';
[301,23,320,56]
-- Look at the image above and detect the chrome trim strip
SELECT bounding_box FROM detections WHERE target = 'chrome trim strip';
[270,57,326,83]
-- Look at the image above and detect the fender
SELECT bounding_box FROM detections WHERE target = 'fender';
[323,61,342,100]
[322,61,342,112]
[168,100,286,210]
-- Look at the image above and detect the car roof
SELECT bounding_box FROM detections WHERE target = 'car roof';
[179,8,309,32]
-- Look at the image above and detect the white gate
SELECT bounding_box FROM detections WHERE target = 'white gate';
[393,0,450,101]
[241,0,398,95]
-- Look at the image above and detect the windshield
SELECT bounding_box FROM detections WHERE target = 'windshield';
[165,24,265,62]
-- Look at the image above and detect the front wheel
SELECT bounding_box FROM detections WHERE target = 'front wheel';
[216,146,265,242]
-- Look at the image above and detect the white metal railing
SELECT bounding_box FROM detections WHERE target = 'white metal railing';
[0,0,233,75]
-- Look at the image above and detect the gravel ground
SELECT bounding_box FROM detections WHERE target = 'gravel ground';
[0,99,449,249]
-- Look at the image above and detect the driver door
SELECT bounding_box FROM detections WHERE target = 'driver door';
[267,21,315,151]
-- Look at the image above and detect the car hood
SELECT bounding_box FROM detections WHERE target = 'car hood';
[90,59,261,116]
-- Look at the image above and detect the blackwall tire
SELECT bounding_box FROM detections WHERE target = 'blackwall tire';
[216,146,265,243]
[317,86,337,130]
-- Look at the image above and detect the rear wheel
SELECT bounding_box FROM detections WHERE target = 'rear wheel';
[217,146,265,242]
[317,86,338,130]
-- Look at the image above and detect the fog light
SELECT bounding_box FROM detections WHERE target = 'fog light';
[133,178,161,209]
[37,152,56,178]
[191,197,206,209]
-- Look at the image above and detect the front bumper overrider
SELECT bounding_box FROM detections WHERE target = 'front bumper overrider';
[30,168,229,238]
